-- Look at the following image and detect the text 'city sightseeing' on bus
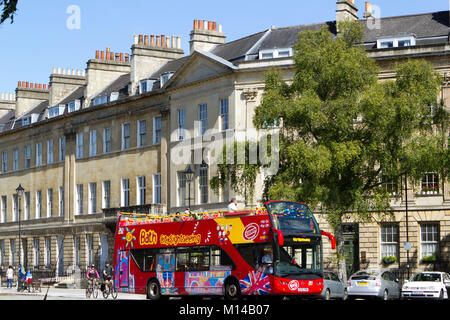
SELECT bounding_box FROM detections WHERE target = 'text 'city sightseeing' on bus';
[113,200,336,299]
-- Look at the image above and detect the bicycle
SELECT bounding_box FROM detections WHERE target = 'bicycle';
[85,278,99,299]
[102,278,118,299]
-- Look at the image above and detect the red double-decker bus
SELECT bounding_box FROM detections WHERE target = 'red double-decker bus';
[113,200,335,299]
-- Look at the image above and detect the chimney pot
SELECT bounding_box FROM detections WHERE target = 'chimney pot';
[203,20,208,30]
[194,20,198,30]
[208,21,212,31]
[218,24,222,33]
[138,35,143,45]
[212,22,217,31]
[96,50,100,59]
[21,81,25,88]
[177,36,181,49]
[172,36,176,49]
[144,35,149,46]
[125,53,130,62]
[43,84,47,90]
[110,52,114,61]
[156,35,160,47]
[25,82,29,88]
[120,53,124,62]
[18,81,21,88]
[101,51,105,60]
[198,20,203,30]
[150,35,155,47]
[115,53,120,61]
[161,35,166,48]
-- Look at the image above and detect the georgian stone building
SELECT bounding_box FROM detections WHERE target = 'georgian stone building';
[0,0,448,279]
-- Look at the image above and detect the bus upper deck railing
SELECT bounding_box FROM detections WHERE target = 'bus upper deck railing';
[119,208,269,226]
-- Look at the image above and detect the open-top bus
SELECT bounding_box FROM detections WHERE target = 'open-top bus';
[113,200,335,299]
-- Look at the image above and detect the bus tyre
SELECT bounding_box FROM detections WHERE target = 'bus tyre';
[147,280,162,301]
[224,279,241,300]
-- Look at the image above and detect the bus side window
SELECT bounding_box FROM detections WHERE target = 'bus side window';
[211,246,236,270]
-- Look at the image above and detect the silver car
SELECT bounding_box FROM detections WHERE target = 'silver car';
[347,270,401,300]
[321,271,348,300]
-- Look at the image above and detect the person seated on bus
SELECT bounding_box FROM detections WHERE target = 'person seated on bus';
[228,198,238,211]
[261,248,274,274]
[86,264,100,288]
[174,212,182,222]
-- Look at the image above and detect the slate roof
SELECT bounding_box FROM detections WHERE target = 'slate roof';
[58,86,85,106]
[92,73,131,101]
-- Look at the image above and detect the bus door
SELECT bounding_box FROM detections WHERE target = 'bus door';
[156,250,176,295]
[117,250,130,288]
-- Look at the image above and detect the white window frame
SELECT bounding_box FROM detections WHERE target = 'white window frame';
[1,151,7,173]
[0,196,6,223]
[76,184,83,215]
[36,190,42,219]
[137,120,147,148]
[153,117,162,145]
[121,178,130,207]
[24,192,30,220]
[36,142,42,166]
[12,194,18,222]
[45,237,51,267]
[178,172,186,207]
[102,181,111,209]
[59,137,66,162]
[220,98,229,131]
[420,224,439,259]
[153,174,161,204]
[47,140,54,164]
[58,187,64,217]
[259,48,293,59]
[377,35,416,49]
[103,128,111,154]
[33,238,40,267]
[47,188,53,218]
[88,182,96,214]
[25,145,31,168]
[13,149,18,171]
[137,176,146,205]
[199,165,208,204]
[198,104,207,136]
[76,133,83,159]
[122,123,130,151]
[89,130,97,157]
[380,225,399,259]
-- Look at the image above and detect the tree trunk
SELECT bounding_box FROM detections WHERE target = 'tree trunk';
[336,223,348,283]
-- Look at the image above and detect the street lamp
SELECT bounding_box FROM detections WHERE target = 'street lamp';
[184,166,195,209]
[16,184,24,271]
[401,157,410,279]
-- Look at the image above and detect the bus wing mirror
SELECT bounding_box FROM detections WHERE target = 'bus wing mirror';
[273,228,284,246]
[321,230,336,249]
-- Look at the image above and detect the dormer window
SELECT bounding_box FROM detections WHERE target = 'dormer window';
[22,117,30,126]
[139,79,157,94]
[160,72,174,87]
[110,92,119,102]
[48,105,66,118]
[68,100,81,113]
[259,48,293,60]
[377,36,415,49]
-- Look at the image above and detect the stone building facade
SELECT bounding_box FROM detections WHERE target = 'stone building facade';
[0,1,448,280]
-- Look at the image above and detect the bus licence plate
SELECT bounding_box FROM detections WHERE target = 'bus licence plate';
[298,288,309,292]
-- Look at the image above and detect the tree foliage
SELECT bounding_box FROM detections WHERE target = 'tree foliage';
[0,0,18,24]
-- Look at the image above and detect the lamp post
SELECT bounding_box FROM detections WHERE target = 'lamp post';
[401,157,410,279]
[184,166,194,209]
[16,184,24,271]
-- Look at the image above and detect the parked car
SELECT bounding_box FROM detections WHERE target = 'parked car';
[347,270,401,300]
[401,272,450,300]
[321,271,348,300]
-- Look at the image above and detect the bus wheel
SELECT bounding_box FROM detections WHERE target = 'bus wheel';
[147,280,162,301]
[224,279,241,300]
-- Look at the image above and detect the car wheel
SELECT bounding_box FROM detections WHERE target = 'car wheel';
[324,289,331,300]
[342,289,348,301]
[439,290,444,300]
[382,289,389,301]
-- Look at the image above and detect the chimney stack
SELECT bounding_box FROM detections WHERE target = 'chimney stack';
[363,1,373,18]
[130,33,184,95]
[15,81,49,118]
[189,19,226,54]
[85,47,131,106]
[49,67,86,107]
[336,0,358,22]
[0,92,16,117]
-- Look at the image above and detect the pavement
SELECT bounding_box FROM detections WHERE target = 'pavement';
[0,286,147,300]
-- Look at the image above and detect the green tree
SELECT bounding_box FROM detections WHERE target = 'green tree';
[215,21,449,281]
[1,0,18,24]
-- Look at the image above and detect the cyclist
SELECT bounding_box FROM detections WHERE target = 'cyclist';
[102,262,114,292]
[86,264,100,293]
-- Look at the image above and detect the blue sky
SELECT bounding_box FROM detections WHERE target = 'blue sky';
[0,0,448,94]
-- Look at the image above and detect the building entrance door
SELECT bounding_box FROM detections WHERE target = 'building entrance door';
[342,224,360,278]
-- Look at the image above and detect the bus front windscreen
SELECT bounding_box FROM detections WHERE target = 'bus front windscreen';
[265,201,320,236]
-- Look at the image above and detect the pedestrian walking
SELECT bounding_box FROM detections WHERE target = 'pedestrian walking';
[6,265,14,288]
